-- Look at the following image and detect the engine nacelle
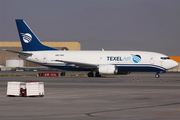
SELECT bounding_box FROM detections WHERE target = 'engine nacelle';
[98,65,118,74]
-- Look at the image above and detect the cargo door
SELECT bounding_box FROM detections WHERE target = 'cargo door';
[160,58,164,66]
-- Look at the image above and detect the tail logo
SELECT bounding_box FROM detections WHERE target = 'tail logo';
[132,54,141,63]
[21,33,32,43]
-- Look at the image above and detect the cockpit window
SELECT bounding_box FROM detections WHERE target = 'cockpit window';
[161,57,170,60]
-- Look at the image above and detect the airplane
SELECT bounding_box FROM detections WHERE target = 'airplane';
[3,19,178,78]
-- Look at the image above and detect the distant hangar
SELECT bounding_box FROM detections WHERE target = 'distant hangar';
[0,41,81,67]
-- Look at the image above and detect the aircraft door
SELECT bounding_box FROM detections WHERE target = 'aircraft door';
[150,55,155,64]
[160,59,164,66]
[43,54,48,63]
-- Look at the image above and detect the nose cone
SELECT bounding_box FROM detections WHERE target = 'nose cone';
[163,60,178,70]
[172,60,178,68]
[169,60,178,69]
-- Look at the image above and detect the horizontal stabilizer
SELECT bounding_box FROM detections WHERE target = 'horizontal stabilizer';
[3,49,33,55]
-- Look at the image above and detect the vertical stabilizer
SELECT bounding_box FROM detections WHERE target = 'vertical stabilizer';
[16,19,58,51]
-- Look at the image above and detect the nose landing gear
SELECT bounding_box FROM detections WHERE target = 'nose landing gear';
[155,71,166,78]
[155,74,160,78]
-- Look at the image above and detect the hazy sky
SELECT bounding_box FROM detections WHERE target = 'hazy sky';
[0,0,179,56]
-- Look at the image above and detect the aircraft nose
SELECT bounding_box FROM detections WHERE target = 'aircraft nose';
[171,60,178,68]
[163,60,178,70]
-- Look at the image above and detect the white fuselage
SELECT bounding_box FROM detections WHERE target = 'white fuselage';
[19,50,178,72]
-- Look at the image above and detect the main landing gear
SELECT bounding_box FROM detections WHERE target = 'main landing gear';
[87,72,94,77]
[95,72,101,77]
[61,72,66,76]
[87,72,101,77]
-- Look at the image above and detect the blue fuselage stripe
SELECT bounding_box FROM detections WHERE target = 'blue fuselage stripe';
[45,64,166,72]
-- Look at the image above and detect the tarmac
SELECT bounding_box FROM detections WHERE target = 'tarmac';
[0,72,180,120]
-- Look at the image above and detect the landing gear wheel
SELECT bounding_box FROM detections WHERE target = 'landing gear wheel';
[95,72,101,77]
[61,72,66,76]
[87,72,94,77]
[155,74,160,78]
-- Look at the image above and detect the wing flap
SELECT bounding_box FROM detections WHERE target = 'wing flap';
[54,60,97,69]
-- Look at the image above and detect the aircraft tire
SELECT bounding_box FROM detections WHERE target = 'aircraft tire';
[155,74,160,78]
[61,72,66,76]
[87,72,94,77]
[95,72,101,77]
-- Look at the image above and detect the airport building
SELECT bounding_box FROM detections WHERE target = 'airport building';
[0,41,81,68]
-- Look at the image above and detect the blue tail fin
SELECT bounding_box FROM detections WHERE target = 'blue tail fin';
[15,19,58,51]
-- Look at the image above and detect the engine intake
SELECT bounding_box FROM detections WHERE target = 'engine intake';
[98,65,118,74]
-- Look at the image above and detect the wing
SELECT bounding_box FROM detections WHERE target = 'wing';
[54,60,97,69]
[3,49,32,55]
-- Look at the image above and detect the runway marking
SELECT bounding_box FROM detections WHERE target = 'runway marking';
[151,111,180,119]
[150,115,161,118]
[85,113,94,117]
[85,102,180,117]
[155,111,180,115]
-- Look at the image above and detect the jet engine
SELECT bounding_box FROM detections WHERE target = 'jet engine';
[98,65,118,74]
